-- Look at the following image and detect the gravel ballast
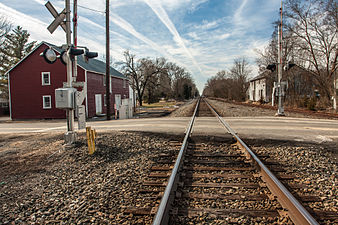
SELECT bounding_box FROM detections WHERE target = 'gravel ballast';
[0,131,180,224]
[247,139,337,223]
[168,99,196,117]
[207,99,319,118]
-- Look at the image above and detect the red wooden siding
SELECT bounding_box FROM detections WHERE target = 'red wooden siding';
[87,72,129,118]
[9,43,129,119]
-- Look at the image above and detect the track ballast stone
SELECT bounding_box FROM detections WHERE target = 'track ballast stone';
[0,131,180,224]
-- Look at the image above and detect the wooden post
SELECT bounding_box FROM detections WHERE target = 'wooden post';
[106,0,111,120]
[86,126,97,155]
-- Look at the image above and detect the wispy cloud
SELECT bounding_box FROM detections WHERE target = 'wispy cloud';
[144,0,203,75]
[234,0,248,25]
[109,12,181,65]
[194,19,222,30]
[1,0,282,92]
[0,3,65,44]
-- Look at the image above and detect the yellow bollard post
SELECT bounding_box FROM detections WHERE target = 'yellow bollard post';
[86,126,96,155]
[86,126,92,154]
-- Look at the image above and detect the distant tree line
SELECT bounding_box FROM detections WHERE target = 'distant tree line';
[121,50,199,106]
[255,0,337,108]
[0,17,36,101]
[203,57,251,102]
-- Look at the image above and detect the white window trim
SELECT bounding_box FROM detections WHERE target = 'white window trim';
[42,72,51,86]
[42,95,52,109]
[104,94,106,106]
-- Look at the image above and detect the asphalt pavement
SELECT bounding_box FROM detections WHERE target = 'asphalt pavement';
[0,116,337,144]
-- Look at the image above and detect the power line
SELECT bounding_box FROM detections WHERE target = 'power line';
[77,4,105,14]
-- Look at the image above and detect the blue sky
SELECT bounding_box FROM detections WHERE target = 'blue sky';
[0,0,282,91]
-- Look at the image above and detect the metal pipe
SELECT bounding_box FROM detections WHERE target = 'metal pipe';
[277,1,285,115]
[204,99,318,225]
[73,0,78,79]
[65,0,74,132]
[152,98,200,225]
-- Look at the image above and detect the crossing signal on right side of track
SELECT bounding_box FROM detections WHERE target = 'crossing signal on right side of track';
[267,64,276,72]
[285,62,296,70]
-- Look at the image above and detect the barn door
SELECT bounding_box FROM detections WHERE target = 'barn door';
[95,94,102,114]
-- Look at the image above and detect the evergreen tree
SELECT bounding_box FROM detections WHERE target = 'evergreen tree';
[0,26,36,101]
[0,26,36,79]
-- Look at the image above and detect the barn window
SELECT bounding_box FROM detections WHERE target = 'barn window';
[42,72,50,85]
[42,95,51,109]
[123,79,126,88]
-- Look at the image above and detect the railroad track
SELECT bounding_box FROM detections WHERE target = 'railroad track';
[125,98,336,224]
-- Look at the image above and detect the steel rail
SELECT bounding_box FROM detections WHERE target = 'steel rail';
[203,98,319,225]
[152,98,200,225]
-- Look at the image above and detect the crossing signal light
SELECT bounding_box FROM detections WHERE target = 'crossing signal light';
[84,50,98,63]
[41,48,57,64]
[60,51,67,65]
[286,62,296,70]
[41,46,98,64]
[267,64,276,72]
[69,47,84,56]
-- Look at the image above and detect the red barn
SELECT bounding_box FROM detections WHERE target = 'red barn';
[7,42,129,120]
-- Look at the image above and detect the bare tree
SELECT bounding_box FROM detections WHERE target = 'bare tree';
[165,62,197,100]
[255,23,298,73]
[142,57,167,103]
[203,58,251,102]
[122,50,165,106]
[229,58,251,101]
[285,0,338,105]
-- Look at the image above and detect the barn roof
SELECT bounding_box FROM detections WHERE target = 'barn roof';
[6,41,127,80]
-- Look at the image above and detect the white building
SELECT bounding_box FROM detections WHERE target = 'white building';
[248,72,271,102]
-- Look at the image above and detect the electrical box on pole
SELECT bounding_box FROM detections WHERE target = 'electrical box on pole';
[55,88,76,109]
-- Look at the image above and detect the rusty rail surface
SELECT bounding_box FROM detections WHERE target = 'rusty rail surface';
[204,98,319,225]
[152,97,319,225]
[152,98,200,225]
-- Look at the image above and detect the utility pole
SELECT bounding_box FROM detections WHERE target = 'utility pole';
[277,0,285,116]
[106,0,111,120]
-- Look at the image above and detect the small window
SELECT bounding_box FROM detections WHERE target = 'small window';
[42,72,50,85]
[123,79,126,88]
[104,94,106,106]
[43,95,51,109]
